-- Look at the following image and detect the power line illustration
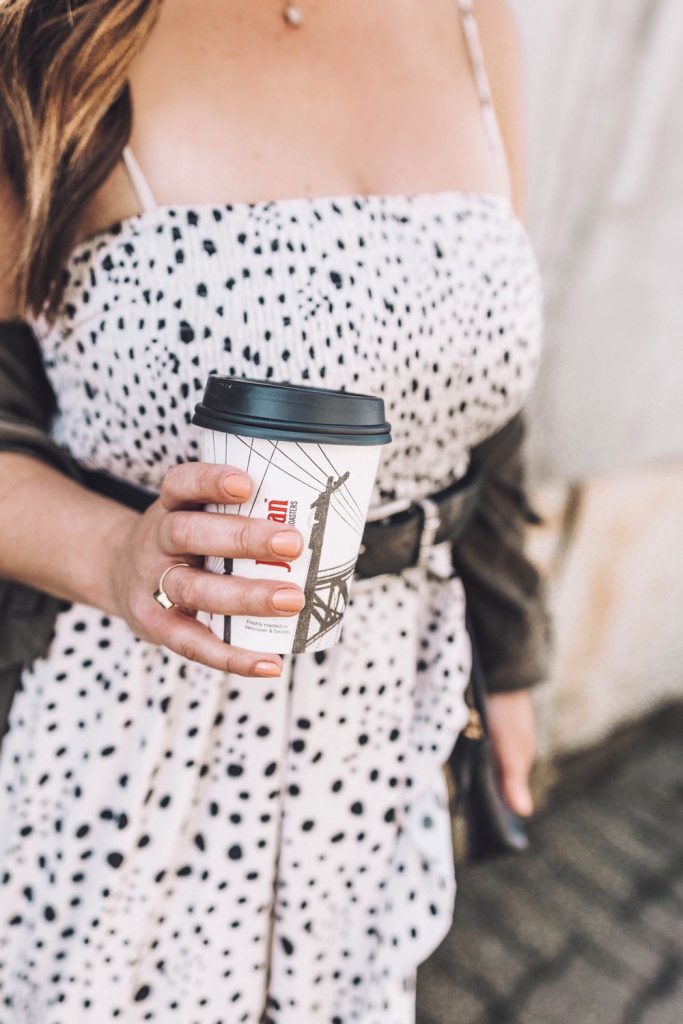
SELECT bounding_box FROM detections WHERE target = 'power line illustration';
[295,442,366,534]
[315,443,366,525]
[232,434,365,535]
[294,470,353,651]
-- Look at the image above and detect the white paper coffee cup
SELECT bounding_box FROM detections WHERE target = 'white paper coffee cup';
[192,377,391,654]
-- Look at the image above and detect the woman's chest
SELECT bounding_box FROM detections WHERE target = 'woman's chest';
[113,0,494,214]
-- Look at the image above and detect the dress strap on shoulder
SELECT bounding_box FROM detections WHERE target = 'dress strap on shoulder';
[121,144,158,213]
[455,0,512,196]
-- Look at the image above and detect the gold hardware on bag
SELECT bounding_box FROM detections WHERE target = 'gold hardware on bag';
[462,704,484,740]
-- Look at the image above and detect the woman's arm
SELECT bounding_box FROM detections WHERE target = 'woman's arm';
[0,454,139,612]
[0,451,309,679]
[0,177,135,613]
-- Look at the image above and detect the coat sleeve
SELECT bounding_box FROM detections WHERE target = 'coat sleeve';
[0,318,83,477]
[451,412,554,693]
[0,319,77,700]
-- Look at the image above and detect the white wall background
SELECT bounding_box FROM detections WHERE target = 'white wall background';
[514,0,683,483]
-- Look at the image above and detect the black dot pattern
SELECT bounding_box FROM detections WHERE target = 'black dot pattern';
[36,192,542,503]
[1,190,543,1021]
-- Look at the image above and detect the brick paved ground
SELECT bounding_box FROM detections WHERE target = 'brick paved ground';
[416,703,683,1024]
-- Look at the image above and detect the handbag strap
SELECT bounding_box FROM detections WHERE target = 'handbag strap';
[462,614,489,739]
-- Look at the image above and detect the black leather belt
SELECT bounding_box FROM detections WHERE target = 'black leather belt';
[81,462,482,580]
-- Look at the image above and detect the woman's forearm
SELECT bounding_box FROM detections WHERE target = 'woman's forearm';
[0,452,138,615]
[0,454,305,677]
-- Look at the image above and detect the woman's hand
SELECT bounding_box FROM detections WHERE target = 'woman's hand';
[107,462,305,678]
[486,688,537,817]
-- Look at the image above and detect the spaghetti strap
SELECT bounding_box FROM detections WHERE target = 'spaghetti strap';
[121,144,158,213]
[456,0,512,196]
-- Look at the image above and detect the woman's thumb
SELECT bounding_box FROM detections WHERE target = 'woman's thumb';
[503,769,534,817]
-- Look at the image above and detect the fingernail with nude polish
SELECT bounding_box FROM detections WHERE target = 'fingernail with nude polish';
[271,588,306,613]
[271,531,302,557]
[255,661,283,677]
[224,473,251,499]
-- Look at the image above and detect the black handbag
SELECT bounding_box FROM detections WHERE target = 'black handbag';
[446,617,530,862]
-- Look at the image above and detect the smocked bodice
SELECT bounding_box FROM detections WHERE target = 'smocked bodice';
[31,189,543,507]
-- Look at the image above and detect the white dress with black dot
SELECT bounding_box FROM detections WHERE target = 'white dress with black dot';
[0,4,543,1022]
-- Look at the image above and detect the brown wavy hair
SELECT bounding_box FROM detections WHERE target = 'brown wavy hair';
[0,0,162,320]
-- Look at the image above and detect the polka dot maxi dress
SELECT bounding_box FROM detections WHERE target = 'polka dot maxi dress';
[0,6,544,1022]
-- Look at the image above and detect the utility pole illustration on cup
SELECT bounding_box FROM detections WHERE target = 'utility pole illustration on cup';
[192,376,391,654]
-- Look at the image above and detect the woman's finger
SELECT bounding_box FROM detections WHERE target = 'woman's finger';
[148,604,284,677]
[158,510,303,562]
[159,461,252,510]
[486,690,537,817]
[162,564,306,617]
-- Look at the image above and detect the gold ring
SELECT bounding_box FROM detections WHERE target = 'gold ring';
[153,562,192,610]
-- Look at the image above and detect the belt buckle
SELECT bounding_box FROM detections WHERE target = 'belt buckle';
[357,495,445,577]
[416,495,441,568]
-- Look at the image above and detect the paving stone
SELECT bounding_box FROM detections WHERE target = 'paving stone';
[534,811,637,904]
[438,898,537,998]
[615,797,683,856]
[637,900,683,950]
[536,849,670,979]
[515,954,634,1024]
[500,848,663,981]
[670,877,683,905]
[636,978,683,1024]
[417,959,486,1024]
[622,951,683,1024]
[606,745,682,810]
[568,801,675,874]
[456,862,568,960]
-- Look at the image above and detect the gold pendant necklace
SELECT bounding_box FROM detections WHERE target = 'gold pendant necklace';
[283,4,304,27]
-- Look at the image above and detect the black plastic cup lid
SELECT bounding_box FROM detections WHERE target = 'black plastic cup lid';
[192,376,392,446]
